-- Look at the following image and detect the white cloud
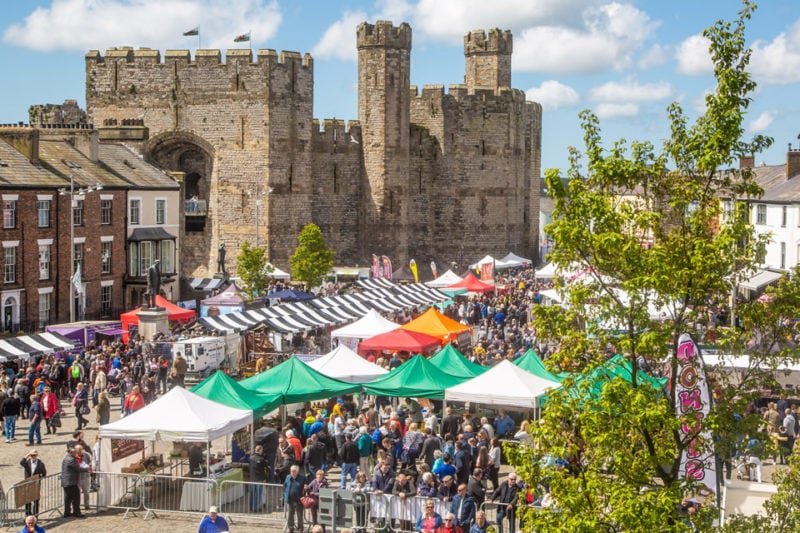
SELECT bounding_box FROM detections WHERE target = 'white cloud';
[2,0,281,52]
[747,110,777,133]
[525,80,580,109]
[311,11,367,61]
[513,2,658,74]
[637,44,668,70]
[593,102,639,119]
[588,78,673,103]
[751,20,800,85]
[675,34,712,75]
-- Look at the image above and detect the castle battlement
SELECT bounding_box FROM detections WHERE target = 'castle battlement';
[86,47,313,68]
[311,118,362,145]
[0,123,94,131]
[356,21,412,50]
[464,29,513,55]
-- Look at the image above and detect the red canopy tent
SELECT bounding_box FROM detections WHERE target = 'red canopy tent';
[446,272,496,294]
[357,329,442,357]
[120,295,196,342]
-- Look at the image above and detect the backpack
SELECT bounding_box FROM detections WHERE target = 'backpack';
[71,365,81,379]
[49,365,63,382]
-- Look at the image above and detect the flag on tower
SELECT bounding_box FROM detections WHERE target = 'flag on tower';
[234,32,251,43]
[183,27,199,36]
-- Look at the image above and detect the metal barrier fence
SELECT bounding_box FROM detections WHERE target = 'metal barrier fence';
[2,473,66,526]
[95,472,143,518]
[139,473,216,519]
[217,479,285,524]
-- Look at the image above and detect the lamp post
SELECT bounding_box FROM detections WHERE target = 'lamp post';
[59,177,102,322]
[253,183,273,249]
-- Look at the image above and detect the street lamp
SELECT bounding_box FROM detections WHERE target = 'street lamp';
[59,176,102,322]
[253,184,273,249]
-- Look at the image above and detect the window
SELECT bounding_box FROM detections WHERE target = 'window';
[38,293,51,328]
[782,206,788,227]
[160,240,174,273]
[101,285,112,318]
[3,200,16,229]
[722,200,733,222]
[72,199,84,226]
[781,242,786,269]
[101,241,112,274]
[4,246,16,283]
[37,200,50,227]
[38,244,50,280]
[756,204,767,225]
[129,242,139,277]
[129,199,141,225]
[73,243,84,276]
[139,241,154,276]
[156,199,166,225]
[100,199,112,225]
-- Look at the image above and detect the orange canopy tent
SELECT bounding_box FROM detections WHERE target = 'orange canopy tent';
[120,295,196,342]
[401,307,472,345]
[447,272,496,294]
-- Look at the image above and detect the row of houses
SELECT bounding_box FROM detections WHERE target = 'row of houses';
[0,123,181,332]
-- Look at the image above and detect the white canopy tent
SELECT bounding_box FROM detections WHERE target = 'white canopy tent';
[330,309,400,340]
[306,344,389,383]
[469,255,510,269]
[534,263,557,279]
[266,263,291,280]
[500,252,532,268]
[426,269,464,288]
[444,360,561,410]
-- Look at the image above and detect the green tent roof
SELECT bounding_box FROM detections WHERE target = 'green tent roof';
[363,354,466,399]
[569,354,668,400]
[239,356,361,404]
[191,370,282,418]
[429,344,488,379]
[512,349,565,383]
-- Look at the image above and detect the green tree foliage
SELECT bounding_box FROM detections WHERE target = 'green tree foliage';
[724,455,800,531]
[508,2,800,531]
[289,223,335,289]
[235,241,269,297]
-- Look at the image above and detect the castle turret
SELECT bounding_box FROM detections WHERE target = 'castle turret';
[357,20,411,260]
[464,29,512,93]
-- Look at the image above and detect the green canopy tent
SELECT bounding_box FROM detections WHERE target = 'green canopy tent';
[565,354,668,402]
[512,349,566,383]
[429,344,488,379]
[362,354,466,399]
[239,356,361,404]
[191,370,282,418]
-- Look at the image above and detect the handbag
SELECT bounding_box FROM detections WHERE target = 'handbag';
[300,495,318,509]
[50,413,62,428]
[80,404,90,415]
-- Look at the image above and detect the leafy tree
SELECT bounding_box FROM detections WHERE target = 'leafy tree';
[236,241,270,297]
[289,223,335,289]
[508,2,799,531]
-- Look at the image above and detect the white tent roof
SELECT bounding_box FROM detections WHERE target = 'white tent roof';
[266,263,291,280]
[426,269,464,288]
[469,255,511,269]
[500,252,532,268]
[99,387,252,442]
[330,309,400,340]
[445,360,561,409]
[306,344,389,383]
[534,263,557,279]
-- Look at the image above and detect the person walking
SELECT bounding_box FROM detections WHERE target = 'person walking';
[75,444,92,510]
[283,465,305,533]
[19,450,46,516]
[490,472,521,533]
[27,394,42,446]
[71,384,89,431]
[340,433,359,489]
[39,387,59,436]
[60,447,89,518]
[172,352,188,388]
[95,391,111,425]
[4,390,21,442]
[249,445,268,512]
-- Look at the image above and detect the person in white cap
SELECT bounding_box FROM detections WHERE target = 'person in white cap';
[197,505,229,533]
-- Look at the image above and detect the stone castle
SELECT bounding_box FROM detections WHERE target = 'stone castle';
[85,21,541,280]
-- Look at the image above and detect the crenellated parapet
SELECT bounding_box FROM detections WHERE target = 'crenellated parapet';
[463,29,512,93]
[356,21,412,50]
[311,118,363,152]
[464,29,513,56]
[86,47,313,68]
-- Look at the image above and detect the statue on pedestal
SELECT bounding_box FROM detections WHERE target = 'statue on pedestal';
[217,243,226,274]
[146,260,161,308]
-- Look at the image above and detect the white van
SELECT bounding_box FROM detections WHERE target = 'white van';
[172,336,226,382]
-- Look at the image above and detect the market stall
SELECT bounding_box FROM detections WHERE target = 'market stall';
[200,283,246,317]
[362,354,466,399]
[120,295,196,342]
[512,349,566,382]
[428,344,488,380]
[446,272,496,294]
[305,344,388,383]
[444,360,561,410]
[425,269,463,288]
[400,307,472,346]
[330,309,400,351]
[191,370,282,418]
[356,328,442,357]
[239,356,361,403]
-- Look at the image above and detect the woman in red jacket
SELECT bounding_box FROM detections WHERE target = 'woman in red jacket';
[40,386,60,435]
[123,385,145,415]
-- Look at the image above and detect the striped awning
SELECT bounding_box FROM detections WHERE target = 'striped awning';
[189,278,226,291]
[356,278,396,290]
[0,332,75,361]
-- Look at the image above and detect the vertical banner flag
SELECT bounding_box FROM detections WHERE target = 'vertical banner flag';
[381,256,393,280]
[72,265,84,295]
[371,255,381,279]
[409,259,419,283]
[430,261,438,280]
[676,333,718,506]
[480,261,494,282]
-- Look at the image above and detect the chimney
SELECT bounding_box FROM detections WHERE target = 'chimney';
[788,146,800,179]
[739,156,754,169]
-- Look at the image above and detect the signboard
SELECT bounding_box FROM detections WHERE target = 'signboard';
[13,478,40,508]
[111,438,145,462]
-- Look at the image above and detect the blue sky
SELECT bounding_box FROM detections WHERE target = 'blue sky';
[2,0,800,172]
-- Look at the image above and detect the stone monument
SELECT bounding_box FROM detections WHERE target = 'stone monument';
[138,259,169,341]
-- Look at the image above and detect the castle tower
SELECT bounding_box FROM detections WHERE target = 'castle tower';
[357,21,411,260]
[464,29,512,93]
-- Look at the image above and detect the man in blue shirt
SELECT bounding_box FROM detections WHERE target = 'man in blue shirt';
[494,411,515,439]
[433,453,456,482]
[197,506,229,533]
[450,483,476,530]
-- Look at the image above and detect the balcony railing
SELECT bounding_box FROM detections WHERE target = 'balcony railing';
[184,199,207,216]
